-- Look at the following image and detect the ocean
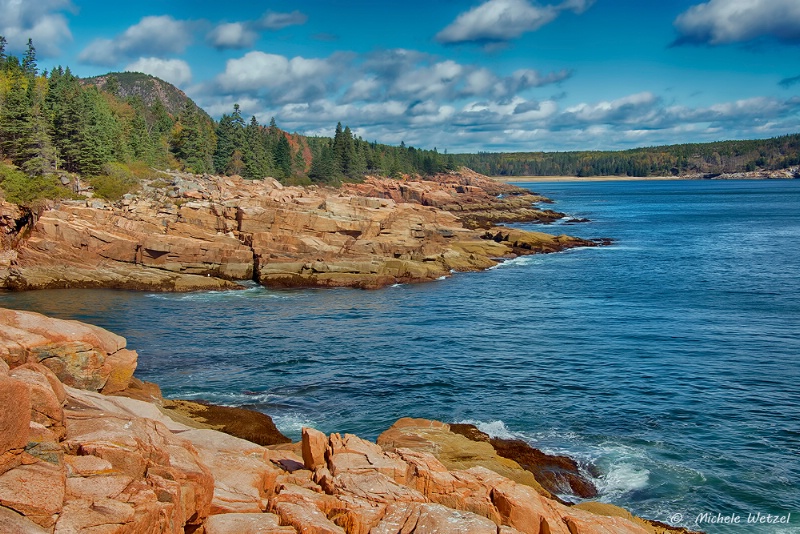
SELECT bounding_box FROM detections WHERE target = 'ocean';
[2,179,798,533]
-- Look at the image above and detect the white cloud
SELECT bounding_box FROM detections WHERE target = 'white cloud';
[207,22,258,49]
[436,0,595,46]
[0,0,73,57]
[206,10,307,50]
[674,0,800,45]
[125,57,192,87]
[437,0,557,44]
[213,51,335,104]
[79,15,193,66]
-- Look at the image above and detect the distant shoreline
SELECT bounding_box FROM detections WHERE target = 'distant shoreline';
[491,173,798,183]
[491,175,687,183]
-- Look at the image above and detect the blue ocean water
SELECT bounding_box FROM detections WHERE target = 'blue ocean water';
[2,179,799,533]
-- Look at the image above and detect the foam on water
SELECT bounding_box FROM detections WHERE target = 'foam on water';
[458,420,653,500]
[272,413,320,441]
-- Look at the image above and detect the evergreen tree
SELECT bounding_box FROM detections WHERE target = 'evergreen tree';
[213,104,245,174]
[0,76,32,166]
[0,35,6,69]
[308,142,336,183]
[21,39,36,77]
[273,134,292,180]
[22,77,57,176]
[243,116,272,179]
[173,100,213,173]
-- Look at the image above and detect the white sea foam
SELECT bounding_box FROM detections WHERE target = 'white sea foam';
[455,419,520,440]
[272,413,319,439]
[595,461,650,497]
[454,422,653,499]
[487,255,541,270]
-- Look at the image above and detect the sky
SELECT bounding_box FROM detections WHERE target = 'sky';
[1,0,799,153]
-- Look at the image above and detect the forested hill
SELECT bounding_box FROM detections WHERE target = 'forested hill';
[83,72,210,119]
[452,135,800,177]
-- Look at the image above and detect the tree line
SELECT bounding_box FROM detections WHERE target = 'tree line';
[451,135,800,177]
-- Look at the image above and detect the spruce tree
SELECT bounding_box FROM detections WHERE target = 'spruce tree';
[21,39,37,77]
[0,35,6,69]
[0,77,33,166]
[273,134,292,180]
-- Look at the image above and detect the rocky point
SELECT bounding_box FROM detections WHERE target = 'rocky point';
[0,170,604,291]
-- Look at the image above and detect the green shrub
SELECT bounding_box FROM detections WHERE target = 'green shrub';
[0,165,70,205]
[89,162,141,201]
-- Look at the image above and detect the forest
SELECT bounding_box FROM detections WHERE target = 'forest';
[1,37,798,206]
[451,135,800,177]
[0,38,453,204]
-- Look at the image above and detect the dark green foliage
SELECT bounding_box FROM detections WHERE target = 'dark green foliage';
[214,104,246,174]
[452,135,800,177]
[0,164,68,205]
[173,100,215,174]
[21,39,37,77]
[89,162,140,201]
[0,77,32,165]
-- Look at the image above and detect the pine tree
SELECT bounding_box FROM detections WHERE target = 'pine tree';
[273,134,292,180]
[309,142,336,183]
[173,101,213,173]
[213,104,245,174]
[243,116,272,179]
[21,39,37,77]
[0,35,7,69]
[22,77,57,176]
[0,76,32,166]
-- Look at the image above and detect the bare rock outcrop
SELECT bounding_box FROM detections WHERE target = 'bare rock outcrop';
[1,171,604,291]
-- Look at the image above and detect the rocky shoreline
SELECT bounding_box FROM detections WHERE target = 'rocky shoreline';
[1,170,606,292]
[0,308,700,533]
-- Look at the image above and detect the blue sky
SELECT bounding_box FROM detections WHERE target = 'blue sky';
[2,0,799,152]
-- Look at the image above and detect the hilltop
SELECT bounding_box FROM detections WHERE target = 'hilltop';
[83,71,211,120]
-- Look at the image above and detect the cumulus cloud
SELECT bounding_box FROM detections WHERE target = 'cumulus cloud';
[342,49,570,103]
[673,0,800,46]
[79,15,192,66]
[207,22,258,50]
[125,57,192,87]
[436,0,594,46]
[0,0,73,57]
[207,10,307,50]
[212,51,336,104]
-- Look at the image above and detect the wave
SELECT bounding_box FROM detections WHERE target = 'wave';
[455,420,652,499]
[272,412,320,440]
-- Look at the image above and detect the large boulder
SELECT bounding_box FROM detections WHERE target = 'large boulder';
[0,308,134,392]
